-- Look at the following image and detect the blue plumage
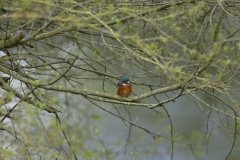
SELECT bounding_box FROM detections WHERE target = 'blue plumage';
[116,75,130,87]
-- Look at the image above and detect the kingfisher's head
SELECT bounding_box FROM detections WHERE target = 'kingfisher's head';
[116,75,130,87]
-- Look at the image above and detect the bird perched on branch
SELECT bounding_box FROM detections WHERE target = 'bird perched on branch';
[116,75,132,98]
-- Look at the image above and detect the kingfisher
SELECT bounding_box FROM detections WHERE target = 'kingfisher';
[116,75,132,98]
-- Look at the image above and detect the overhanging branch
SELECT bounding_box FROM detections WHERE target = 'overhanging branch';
[0,32,25,49]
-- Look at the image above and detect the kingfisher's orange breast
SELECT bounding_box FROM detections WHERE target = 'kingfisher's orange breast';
[117,83,132,98]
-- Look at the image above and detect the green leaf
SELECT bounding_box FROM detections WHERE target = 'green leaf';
[91,114,100,120]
